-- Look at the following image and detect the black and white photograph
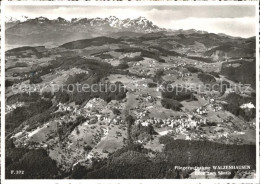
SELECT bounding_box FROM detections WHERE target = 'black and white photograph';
[1,1,259,182]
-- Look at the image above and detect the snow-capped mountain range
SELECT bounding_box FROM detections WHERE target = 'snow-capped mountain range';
[6,16,165,33]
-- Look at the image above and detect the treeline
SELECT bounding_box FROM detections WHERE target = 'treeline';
[60,37,121,49]
[148,46,181,57]
[122,56,143,63]
[6,46,47,59]
[71,137,255,179]
[187,56,214,63]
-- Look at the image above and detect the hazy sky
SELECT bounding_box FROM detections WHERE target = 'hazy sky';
[5,5,257,38]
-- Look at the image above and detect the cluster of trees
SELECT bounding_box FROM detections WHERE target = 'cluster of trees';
[122,56,143,63]
[57,116,87,141]
[7,92,41,104]
[114,55,145,70]
[112,108,121,115]
[223,93,256,121]
[126,114,135,144]
[115,61,129,70]
[161,85,193,102]
[6,99,53,133]
[161,98,183,111]
[14,62,28,67]
[219,80,230,95]
[197,73,216,84]
[58,57,113,78]
[160,84,194,111]
[33,64,54,76]
[65,73,90,85]
[147,82,158,88]
[29,75,43,84]
[55,90,70,103]
[186,66,203,73]
[148,46,181,57]
[5,80,14,88]
[153,69,164,83]
[131,124,158,143]
[209,71,220,78]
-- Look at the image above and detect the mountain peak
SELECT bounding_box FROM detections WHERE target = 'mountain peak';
[32,16,51,24]
[136,16,147,20]
[108,16,118,20]
[55,17,68,23]
[135,16,150,22]
[36,16,49,21]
